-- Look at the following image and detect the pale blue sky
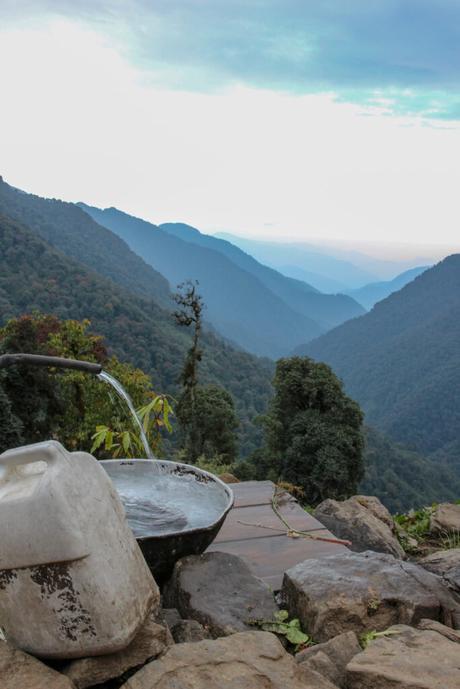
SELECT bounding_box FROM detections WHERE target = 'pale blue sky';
[1,1,459,254]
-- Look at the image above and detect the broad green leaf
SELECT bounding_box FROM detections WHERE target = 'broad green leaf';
[105,430,114,449]
[260,622,285,634]
[122,431,130,453]
[285,628,310,646]
[274,610,289,622]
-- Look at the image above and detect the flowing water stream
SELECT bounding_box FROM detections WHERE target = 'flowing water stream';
[98,370,153,459]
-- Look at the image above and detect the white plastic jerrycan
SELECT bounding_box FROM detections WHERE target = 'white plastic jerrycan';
[0,441,159,659]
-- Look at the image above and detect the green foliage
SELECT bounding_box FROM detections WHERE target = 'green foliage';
[91,395,174,458]
[255,356,364,505]
[440,530,460,550]
[360,629,400,649]
[191,454,237,477]
[179,385,239,463]
[91,426,144,459]
[393,506,435,541]
[0,314,171,455]
[360,427,460,513]
[0,380,24,453]
[0,207,273,457]
[250,610,313,651]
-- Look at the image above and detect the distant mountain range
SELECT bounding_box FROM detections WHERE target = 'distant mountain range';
[300,255,460,465]
[78,205,364,358]
[345,266,429,310]
[215,233,378,289]
[159,222,364,330]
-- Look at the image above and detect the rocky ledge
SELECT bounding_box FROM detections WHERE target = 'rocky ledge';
[2,495,460,689]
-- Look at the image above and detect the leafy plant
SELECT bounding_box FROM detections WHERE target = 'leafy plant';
[440,529,460,550]
[91,395,174,458]
[360,629,400,649]
[249,610,313,650]
[91,426,144,458]
[394,505,435,542]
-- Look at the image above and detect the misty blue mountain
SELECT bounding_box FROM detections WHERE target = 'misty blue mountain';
[78,205,364,358]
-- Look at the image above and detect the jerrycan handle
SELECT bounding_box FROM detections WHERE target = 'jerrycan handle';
[0,441,67,470]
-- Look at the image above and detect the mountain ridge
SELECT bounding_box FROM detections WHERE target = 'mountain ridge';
[300,255,460,460]
[159,221,365,329]
[77,204,329,358]
[345,265,429,309]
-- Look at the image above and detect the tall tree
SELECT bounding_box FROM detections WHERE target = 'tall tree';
[173,282,239,463]
[173,281,204,461]
[192,385,239,462]
[261,356,365,504]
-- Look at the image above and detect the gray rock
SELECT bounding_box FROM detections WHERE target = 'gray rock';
[314,496,404,558]
[0,640,75,689]
[296,631,361,687]
[296,665,341,689]
[161,608,182,630]
[163,552,278,637]
[419,548,460,594]
[417,617,460,641]
[352,495,395,529]
[120,631,336,689]
[346,623,460,689]
[282,550,460,642]
[62,616,170,689]
[171,619,210,643]
[430,503,460,534]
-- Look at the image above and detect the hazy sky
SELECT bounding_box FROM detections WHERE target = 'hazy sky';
[1,1,459,255]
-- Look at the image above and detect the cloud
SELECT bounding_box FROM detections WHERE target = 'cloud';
[1,19,459,250]
[2,0,460,118]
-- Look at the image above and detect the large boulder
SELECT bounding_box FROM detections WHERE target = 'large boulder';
[419,548,460,595]
[430,503,460,534]
[346,623,460,689]
[120,631,338,689]
[62,617,170,689]
[314,495,404,558]
[0,640,75,689]
[296,631,361,687]
[282,550,460,642]
[163,552,278,637]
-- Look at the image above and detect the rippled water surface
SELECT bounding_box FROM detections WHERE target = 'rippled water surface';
[103,463,230,537]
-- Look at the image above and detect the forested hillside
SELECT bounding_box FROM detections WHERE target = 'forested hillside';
[0,212,273,455]
[0,177,172,309]
[160,222,364,328]
[78,204,326,358]
[302,256,460,462]
[361,427,460,512]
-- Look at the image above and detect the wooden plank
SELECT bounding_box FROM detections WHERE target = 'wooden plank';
[230,480,277,507]
[214,501,326,544]
[208,530,347,591]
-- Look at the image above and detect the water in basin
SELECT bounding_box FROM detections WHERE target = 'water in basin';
[103,462,229,538]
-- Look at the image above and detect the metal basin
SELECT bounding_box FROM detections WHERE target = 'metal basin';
[101,459,233,582]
